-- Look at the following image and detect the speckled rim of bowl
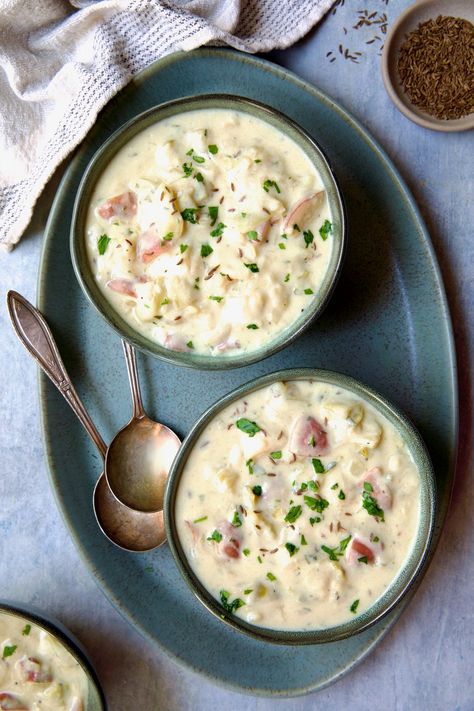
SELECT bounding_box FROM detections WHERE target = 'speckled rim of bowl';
[381,0,474,132]
[0,600,107,710]
[70,94,346,370]
[164,367,437,646]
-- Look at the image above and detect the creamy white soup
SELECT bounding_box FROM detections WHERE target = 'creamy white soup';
[175,380,420,631]
[85,109,334,356]
[0,613,87,710]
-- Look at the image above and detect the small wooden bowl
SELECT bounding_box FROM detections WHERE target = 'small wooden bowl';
[382,0,474,132]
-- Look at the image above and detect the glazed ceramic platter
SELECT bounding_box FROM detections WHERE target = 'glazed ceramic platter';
[38,49,457,696]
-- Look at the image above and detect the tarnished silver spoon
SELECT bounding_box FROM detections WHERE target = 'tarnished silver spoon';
[7,291,173,552]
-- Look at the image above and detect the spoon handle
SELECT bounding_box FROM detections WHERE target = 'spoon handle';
[7,291,107,458]
[122,339,145,419]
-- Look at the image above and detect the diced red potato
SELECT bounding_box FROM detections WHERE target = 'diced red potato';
[18,656,52,683]
[345,536,377,566]
[360,467,392,510]
[97,191,137,221]
[288,415,329,457]
[215,338,240,352]
[164,334,190,352]
[136,229,172,263]
[283,191,325,231]
[185,520,201,545]
[217,520,242,560]
[106,278,137,298]
[0,694,27,711]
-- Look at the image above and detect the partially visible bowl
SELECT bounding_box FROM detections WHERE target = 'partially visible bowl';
[164,368,436,645]
[0,601,106,710]
[71,94,346,370]
[382,0,474,132]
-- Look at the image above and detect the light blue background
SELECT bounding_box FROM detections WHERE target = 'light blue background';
[1,0,473,709]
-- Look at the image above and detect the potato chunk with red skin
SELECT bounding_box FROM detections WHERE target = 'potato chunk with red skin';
[217,520,242,559]
[361,467,392,510]
[288,415,329,457]
[18,655,52,683]
[0,694,27,711]
[136,229,173,264]
[106,278,137,298]
[97,191,137,221]
[346,537,377,565]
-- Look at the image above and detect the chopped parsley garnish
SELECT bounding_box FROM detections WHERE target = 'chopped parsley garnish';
[182,162,193,177]
[236,418,261,437]
[270,450,282,460]
[181,207,199,223]
[319,219,332,241]
[180,244,188,253]
[220,590,245,614]
[358,556,369,564]
[284,273,290,282]
[200,243,213,258]
[193,515,207,523]
[308,480,318,492]
[364,482,374,492]
[362,486,385,521]
[231,511,242,527]
[304,288,314,295]
[321,535,352,561]
[161,298,170,306]
[303,229,314,248]
[350,599,360,614]
[284,505,302,524]
[304,495,329,513]
[244,588,253,595]
[208,206,218,226]
[243,548,250,556]
[210,222,226,237]
[373,536,380,543]
[331,483,339,490]
[266,572,277,581]
[22,624,31,636]
[186,340,194,349]
[281,232,288,239]
[247,323,259,330]
[209,295,223,302]
[308,435,316,447]
[338,489,346,500]
[252,485,262,496]
[309,516,321,526]
[207,530,223,543]
[193,154,205,164]
[278,242,286,250]
[285,542,299,557]
[254,159,262,163]
[312,458,325,474]
[301,534,307,546]
[194,172,204,182]
[263,179,281,194]
[208,144,218,154]
[246,458,254,474]
[247,230,259,241]
[293,223,301,232]
[97,234,110,255]
[2,645,17,659]
[162,232,174,241]
[257,555,263,564]
[244,262,259,273]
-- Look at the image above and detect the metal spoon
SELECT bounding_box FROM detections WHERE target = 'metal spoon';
[7,291,168,552]
[105,340,180,513]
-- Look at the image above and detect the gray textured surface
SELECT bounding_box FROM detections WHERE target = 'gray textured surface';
[0,0,473,709]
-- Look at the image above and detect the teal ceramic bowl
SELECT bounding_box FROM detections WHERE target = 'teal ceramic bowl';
[71,95,346,370]
[164,368,436,645]
[0,601,106,709]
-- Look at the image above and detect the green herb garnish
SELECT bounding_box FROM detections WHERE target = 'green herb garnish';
[22,624,31,636]
[321,535,352,561]
[236,418,261,437]
[304,288,314,295]
[284,505,302,524]
[231,511,242,527]
[358,556,369,564]
[200,243,213,258]
[186,340,194,349]
[244,263,259,273]
[309,516,321,526]
[194,172,204,182]
[252,485,262,496]
[244,588,253,595]
[304,495,329,513]
[270,450,282,460]
[2,645,17,659]
[181,207,199,223]
[285,542,299,557]
[180,244,188,253]
[266,572,277,581]
[247,323,259,330]
[161,298,170,306]
[210,222,226,237]
[312,458,325,474]
[209,295,223,302]
[362,488,385,521]
[182,162,193,177]
[301,534,307,546]
[207,530,223,543]
[303,229,314,248]
[193,516,207,523]
[193,154,205,164]
[208,206,218,226]
[263,179,281,194]
[220,590,245,614]
[208,144,218,154]
[247,230,259,241]
[338,489,346,500]
[278,242,286,250]
[246,458,254,474]
[243,548,250,556]
[319,219,332,241]
[350,599,360,614]
[284,273,290,282]
[97,234,110,255]
[162,232,174,241]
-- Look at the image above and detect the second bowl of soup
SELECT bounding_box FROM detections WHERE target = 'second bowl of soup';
[164,369,436,644]
[71,95,345,369]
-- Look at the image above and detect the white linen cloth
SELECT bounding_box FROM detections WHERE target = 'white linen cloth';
[0,0,334,250]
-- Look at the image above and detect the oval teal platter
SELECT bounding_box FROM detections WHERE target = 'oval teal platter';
[37,48,458,697]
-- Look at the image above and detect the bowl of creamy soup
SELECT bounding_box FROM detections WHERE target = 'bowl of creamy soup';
[164,369,436,644]
[71,95,346,369]
[0,602,106,710]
